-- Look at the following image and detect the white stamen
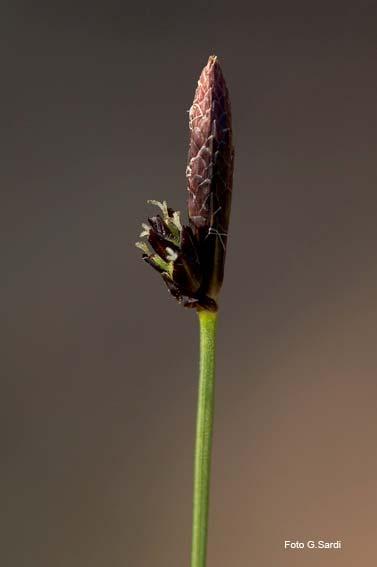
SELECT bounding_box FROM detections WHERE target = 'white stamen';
[147,199,169,219]
[135,241,150,254]
[139,223,150,237]
[166,247,178,262]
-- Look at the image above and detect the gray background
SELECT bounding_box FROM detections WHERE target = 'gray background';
[1,1,376,566]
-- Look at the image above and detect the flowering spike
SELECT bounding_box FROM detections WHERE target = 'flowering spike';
[136,56,234,311]
[187,55,234,302]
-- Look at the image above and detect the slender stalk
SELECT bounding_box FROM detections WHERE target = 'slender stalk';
[191,309,218,567]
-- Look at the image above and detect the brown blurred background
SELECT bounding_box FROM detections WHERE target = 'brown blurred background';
[1,1,376,566]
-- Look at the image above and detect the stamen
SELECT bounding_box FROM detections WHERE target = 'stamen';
[166,247,178,261]
[140,223,150,237]
[135,241,150,254]
[147,199,169,219]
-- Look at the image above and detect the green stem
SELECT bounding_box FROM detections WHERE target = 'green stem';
[191,309,218,567]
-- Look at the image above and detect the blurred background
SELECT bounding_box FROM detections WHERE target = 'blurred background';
[1,1,376,566]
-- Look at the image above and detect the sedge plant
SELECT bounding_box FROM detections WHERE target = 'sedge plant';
[136,55,234,567]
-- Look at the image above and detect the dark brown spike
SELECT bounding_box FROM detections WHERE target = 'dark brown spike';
[136,56,234,312]
[186,55,234,302]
